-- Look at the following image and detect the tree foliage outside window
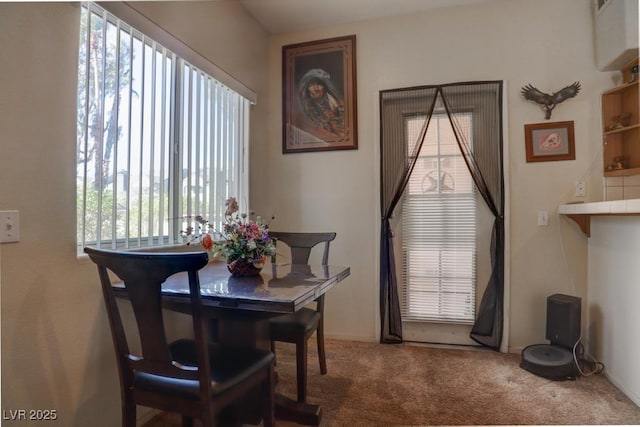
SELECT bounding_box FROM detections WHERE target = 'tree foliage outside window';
[77,3,248,253]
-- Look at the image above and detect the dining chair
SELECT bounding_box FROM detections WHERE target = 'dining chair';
[267,231,336,403]
[84,247,275,427]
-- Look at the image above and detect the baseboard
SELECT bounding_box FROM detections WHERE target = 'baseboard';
[325,333,377,342]
[604,371,640,407]
[509,345,525,354]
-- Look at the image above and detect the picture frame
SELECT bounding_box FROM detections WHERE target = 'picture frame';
[524,121,575,162]
[282,35,357,154]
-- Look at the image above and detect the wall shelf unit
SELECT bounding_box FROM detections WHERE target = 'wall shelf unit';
[602,58,639,178]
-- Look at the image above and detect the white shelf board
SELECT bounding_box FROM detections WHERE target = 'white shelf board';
[558,199,640,215]
[558,199,640,237]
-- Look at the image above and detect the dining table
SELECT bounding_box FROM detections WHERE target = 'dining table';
[113,259,350,425]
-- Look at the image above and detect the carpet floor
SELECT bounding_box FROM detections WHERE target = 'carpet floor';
[144,338,640,426]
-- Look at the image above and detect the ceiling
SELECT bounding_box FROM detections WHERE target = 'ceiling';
[238,0,496,34]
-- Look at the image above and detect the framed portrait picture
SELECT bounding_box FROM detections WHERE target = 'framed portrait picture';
[282,35,357,154]
[524,121,575,162]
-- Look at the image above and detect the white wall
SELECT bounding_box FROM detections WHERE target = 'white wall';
[0,0,633,423]
[0,3,269,425]
[257,0,619,349]
[587,217,640,406]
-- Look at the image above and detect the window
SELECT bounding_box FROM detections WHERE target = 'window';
[76,2,249,254]
[401,113,476,324]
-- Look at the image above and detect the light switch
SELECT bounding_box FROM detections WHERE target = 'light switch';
[0,210,20,243]
[537,210,548,226]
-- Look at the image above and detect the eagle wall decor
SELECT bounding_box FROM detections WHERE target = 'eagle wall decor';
[521,82,581,119]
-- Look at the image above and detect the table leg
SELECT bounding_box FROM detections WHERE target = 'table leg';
[215,313,323,425]
[216,312,271,350]
[275,394,322,425]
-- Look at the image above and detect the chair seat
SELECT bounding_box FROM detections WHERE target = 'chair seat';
[269,308,320,338]
[133,339,274,400]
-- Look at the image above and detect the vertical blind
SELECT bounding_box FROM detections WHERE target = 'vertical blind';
[77,2,248,254]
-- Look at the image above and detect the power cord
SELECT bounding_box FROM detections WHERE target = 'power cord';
[572,337,605,376]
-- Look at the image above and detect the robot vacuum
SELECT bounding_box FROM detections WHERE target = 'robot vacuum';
[520,343,579,380]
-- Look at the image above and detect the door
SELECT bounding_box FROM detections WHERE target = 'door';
[395,112,492,346]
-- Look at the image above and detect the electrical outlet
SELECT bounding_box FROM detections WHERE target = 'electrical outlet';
[537,210,548,226]
[575,181,586,197]
[0,210,20,243]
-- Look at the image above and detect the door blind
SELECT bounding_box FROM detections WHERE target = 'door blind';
[401,113,476,324]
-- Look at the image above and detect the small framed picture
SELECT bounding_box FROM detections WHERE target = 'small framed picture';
[524,121,575,162]
[282,35,357,154]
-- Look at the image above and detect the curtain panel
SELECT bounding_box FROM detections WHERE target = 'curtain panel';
[379,81,504,349]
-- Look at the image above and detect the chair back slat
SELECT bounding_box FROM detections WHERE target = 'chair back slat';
[84,248,209,382]
[268,232,336,265]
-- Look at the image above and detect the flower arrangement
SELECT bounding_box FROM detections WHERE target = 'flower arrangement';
[182,197,276,275]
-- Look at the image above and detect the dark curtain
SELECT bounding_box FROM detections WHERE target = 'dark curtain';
[379,81,504,349]
[379,87,438,343]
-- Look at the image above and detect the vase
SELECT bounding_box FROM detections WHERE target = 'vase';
[227,258,263,277]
